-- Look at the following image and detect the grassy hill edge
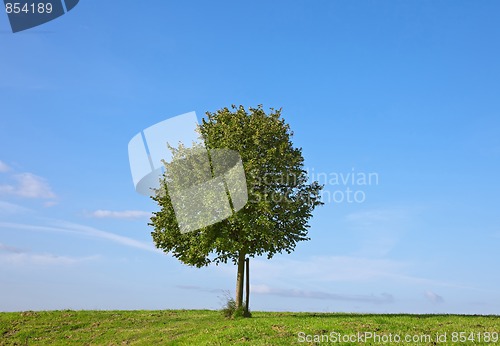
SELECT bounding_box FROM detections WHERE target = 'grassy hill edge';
[1,310,499,345]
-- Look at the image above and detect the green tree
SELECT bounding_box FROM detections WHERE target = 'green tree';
[150,105,323,315]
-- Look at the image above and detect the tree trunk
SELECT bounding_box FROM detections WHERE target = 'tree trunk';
[235,251,246,309]
[245,257,250,316]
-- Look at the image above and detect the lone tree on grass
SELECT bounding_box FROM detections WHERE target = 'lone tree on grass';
[149,105,323,316]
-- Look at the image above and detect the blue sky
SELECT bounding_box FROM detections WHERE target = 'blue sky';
[1,1,499,314]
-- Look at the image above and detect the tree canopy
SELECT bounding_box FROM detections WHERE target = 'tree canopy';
[149,105,323,311]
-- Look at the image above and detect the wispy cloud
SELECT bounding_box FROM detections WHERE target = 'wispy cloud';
[0,252,99,266]
[251,284,394,304]
[0,220,160,254]
[0,160,10,173]
[176,283,393,304]
[0,242,99,265]
[0,242,24,254]
[345,207,415,257]
[248,255,481,292]
[425,291,444,304]
[251,255,407,283]
[0,173,56,199]
[88,210,152,219]
[0,200,32,215]
[53,221,160,253]
[345,209,406,225]
[176,285,223,294]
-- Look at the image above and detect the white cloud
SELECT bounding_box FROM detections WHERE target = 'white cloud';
[425,290,444,304]
[0,160,10,173]
[89,210,151,219]
[0,173,56,199]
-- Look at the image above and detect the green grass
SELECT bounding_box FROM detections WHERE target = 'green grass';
[0,310,498,345]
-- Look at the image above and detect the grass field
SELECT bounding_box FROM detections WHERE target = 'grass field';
[0,310,499,345]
